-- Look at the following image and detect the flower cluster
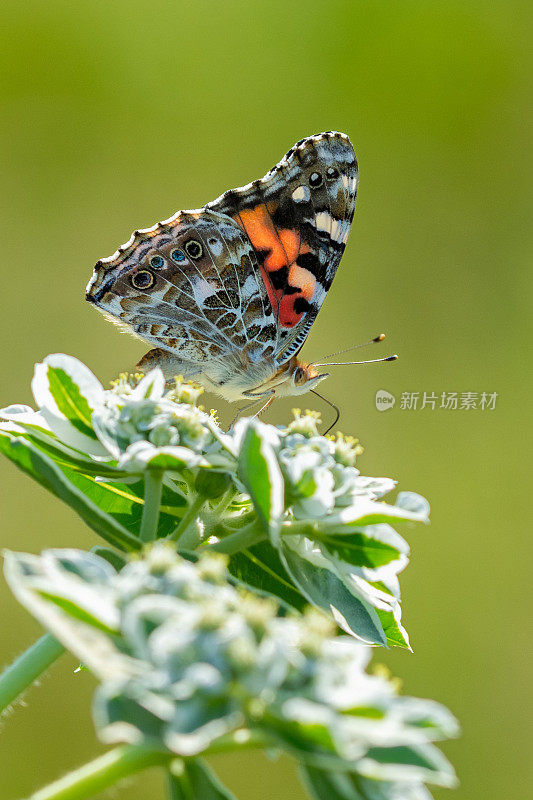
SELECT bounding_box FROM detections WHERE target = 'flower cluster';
[0,354,430,648]
[276,410,392,519]
[0,355,233,474]
[0,352,459,800]
[4,545,458,798]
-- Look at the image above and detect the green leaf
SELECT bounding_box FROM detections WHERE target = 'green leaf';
[300,767,437,800]
[279,543,387,646]
[6,425,119,476]
[46,366,97,438]
[91,546,127,572]
[360,743,457,787]
[0,429,141,551]
[168,759,237,800]
[32,354,107,454]
[237,420,284,543]
[94,682,167,745]
[323,499,429,530]
[36,590,119,634]
[119,442,207,472]
[353,777,432,800]
[3,550,125,679]
[374,606,410,650]
[4,549,119,638]
[195,470,232,500]
[317,526,408,570]
[300,765,363,800]
[0,426,187,544]
[228,540,306,612]
[262,708,342,767]
[67,472,185,539]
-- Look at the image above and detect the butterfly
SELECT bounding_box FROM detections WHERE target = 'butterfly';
[86,132,358,413]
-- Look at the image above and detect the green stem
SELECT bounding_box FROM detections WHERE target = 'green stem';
[0,633,65,714]
[202,729,268,754]
[211,510,256,535]
[27,734,268,800]
[169,495,205,545]
[283,523,315,536]
[208,523,266,555]
[212,485,236,515]
[26,745,170,800]
[140,470,164,542]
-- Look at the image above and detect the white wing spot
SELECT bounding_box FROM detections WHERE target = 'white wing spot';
[208,238,223,256]
[292,185,310,202]
[331,219,342,242]
[315,211,332,234]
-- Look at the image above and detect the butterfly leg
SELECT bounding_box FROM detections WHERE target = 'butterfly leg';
[229,390,275,428]
[254,393,275,419]
[229,397,264,428]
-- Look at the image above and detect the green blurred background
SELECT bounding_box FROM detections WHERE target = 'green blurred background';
[1,1,531,797]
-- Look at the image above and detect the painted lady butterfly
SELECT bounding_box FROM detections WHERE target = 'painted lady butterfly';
[86,132,358,411]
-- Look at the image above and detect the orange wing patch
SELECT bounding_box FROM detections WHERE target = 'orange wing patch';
[234,204,314,328]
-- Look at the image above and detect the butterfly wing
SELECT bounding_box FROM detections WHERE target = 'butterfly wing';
[207,131,358,363]
[86,132,357,391]
[86,209,277,378]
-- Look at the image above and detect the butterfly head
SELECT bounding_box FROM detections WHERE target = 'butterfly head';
[272,358,329,398]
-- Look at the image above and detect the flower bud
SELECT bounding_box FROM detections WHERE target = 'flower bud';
[195,470,232,499]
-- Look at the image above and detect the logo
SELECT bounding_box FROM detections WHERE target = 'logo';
[375,389,396,411]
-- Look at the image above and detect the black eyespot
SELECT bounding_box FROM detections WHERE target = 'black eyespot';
[326,167,339,180]
[309,172,323,188]
[131,270,154,290]
[171,249,186,263]
[150,255,165,269]
[293,366,307,386]
[185,239,203,259]
[208,237,218,246]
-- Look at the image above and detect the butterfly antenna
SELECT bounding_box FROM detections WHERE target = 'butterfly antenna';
[313,354,398,368]
[314,333,386,364]
[310,389,340,435]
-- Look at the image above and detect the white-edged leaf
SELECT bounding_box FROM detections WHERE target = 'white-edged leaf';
[395,492,430,518]
[130,368,165,400]
[300,765,362,800]
[32,354,107,455]
[374,603,411,651]
[279,542,387,646]
[3,550,129,681]
[0,421,118,476]
[358,743,458,787]
[169,759,238,799]
[0,404,52,432]
[356,776,433,800]
[0,428,141,550]
[117,441,207,472]
[316,524,409,570]
[237,419,284,544]
[323,498,429,530]
[388,697,460,740]
[94,679,169,746]
[228,540,307,612]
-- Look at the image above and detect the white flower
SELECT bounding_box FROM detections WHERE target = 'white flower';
[4,354,235,475]
[277,421,394,520]
[5,544,458,791]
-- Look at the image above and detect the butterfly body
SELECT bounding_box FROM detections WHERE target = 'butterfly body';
[136,348,324,404]
[86,132,358,403]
